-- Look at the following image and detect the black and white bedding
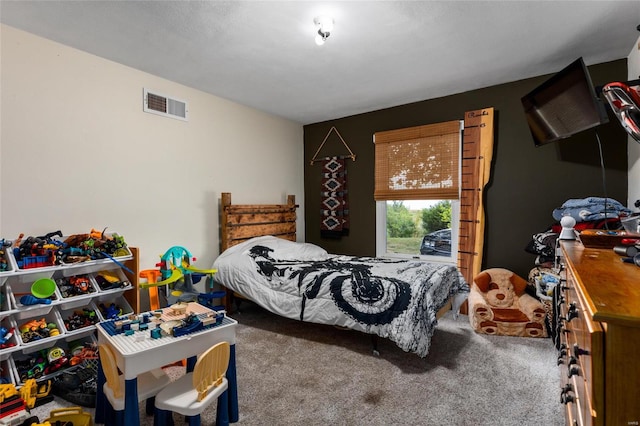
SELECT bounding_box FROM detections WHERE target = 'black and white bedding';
[212,236,469,357]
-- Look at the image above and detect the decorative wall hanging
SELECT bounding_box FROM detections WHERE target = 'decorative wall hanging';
[320,156,349,239]
[310,126,356,166]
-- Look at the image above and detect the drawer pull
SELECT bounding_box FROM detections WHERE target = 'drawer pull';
[572,343,588,357]
[568,365,580,378]
[560,384,574,404]
[557,345,568,365]
[560,392,574,404]
[566,303,579,322]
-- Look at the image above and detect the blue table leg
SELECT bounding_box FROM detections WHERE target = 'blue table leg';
[95,357,106,424]
[124,377,140,425]
[228,344,238,423]
[186,355,197,373]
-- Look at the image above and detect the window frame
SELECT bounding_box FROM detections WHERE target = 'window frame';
[375,199,460,264]
[372,108,494,287]
[375,120,463,263]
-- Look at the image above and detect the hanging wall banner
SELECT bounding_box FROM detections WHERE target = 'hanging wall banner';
[320,156,349,239]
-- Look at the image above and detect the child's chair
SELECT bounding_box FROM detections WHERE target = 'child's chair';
[468,268,547,337]
[153,341,231,426]
[98,343,171,425]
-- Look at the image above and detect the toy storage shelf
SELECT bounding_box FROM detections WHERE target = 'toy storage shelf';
[0,242,138,386]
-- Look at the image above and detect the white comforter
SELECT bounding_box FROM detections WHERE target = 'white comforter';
[212,236,469,357]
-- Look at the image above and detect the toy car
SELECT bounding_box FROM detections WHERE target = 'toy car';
[0,327,15,349]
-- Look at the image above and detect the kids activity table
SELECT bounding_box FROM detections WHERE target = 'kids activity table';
[95,311,238,425]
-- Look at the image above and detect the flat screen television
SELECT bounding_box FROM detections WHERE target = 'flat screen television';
[521,57,609,147]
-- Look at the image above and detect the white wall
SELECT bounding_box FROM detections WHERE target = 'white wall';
[0,24,304,271]
[628,34,640,210]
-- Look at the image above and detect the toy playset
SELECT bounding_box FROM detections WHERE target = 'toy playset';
[139,245,225,310]
[99,301,225,340]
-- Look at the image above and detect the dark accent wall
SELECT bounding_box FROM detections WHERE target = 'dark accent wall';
[303,59,628,279]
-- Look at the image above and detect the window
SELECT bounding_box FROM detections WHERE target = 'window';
[373,109,494,287]
[374,120,463,262]
[375,199,460,262]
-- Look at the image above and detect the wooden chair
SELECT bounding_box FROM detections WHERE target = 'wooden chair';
[98,343,171,425]
[153,341,231,426]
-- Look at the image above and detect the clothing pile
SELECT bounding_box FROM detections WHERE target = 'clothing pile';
[551,196,632,223]
[525,197,632,267]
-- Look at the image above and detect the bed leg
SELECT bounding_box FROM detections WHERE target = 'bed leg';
[223,287,234,314]
[371,335,380,357]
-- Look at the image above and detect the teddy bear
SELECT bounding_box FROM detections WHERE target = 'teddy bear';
[468,268,547,337]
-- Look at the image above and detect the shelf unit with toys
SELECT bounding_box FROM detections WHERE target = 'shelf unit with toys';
[0,230,138,389]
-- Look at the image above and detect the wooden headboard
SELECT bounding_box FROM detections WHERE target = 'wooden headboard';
[220,192,298,252]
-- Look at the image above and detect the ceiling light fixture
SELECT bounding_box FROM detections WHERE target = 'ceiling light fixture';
[314,15,334,46]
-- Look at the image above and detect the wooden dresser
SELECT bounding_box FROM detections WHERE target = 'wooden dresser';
[558,241,640,426]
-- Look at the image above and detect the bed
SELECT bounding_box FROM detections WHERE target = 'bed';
[212,193,469,357]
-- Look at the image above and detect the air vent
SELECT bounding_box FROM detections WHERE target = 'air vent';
[143,88,188,121]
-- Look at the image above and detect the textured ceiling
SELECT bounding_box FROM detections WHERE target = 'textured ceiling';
[1,1,639,124]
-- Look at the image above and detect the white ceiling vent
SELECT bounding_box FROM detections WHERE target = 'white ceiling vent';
[143,88,188,121]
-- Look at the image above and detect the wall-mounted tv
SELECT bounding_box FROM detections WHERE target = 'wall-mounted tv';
[521,57,609,147]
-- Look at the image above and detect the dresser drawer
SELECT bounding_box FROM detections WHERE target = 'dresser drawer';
[560,253,605,426]
[566,273,603,423]
[560,241,640,426]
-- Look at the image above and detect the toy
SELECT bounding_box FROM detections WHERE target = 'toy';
[171,311,224,337]
[20,379,53,408]
[0,381,40,426]
[30,278,56,299]
[0,239,12,272]
[18,319,59,344]
[0,327,16,349]
[64,308,99,332]
[16,355,47,381]
[19,279,55,307]
[99,303,122,319]
[93,271,128,291]
[56,276,92,297]
[44,347,68,375]
[19,318,47,334]
[139,246,219,306]
[43,406,93,426]
[18,295,51,306]
[51,367,98,408]
[197,291,227,311]
[12,231,62,269]
[11,228,130,269]
[68,342,98,367]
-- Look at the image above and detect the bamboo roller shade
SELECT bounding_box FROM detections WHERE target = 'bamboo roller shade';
[374,120,460,201]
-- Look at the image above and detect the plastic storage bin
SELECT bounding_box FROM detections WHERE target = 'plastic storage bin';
[97,294,133,320]
[0,284,17,321]
[54,272,99,310]
[10,333,96,385]
[91,267,132,300]
[0,316,20,360]
[7,280,60,319]
[0,358,16,385]
[0,245,15,286]
[14,308,65,353]
[59,302,102,339]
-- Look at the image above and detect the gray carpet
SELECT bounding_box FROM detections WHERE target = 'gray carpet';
[32,302,564,425]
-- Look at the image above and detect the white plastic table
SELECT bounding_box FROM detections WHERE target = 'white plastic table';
[95,314,238,425]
